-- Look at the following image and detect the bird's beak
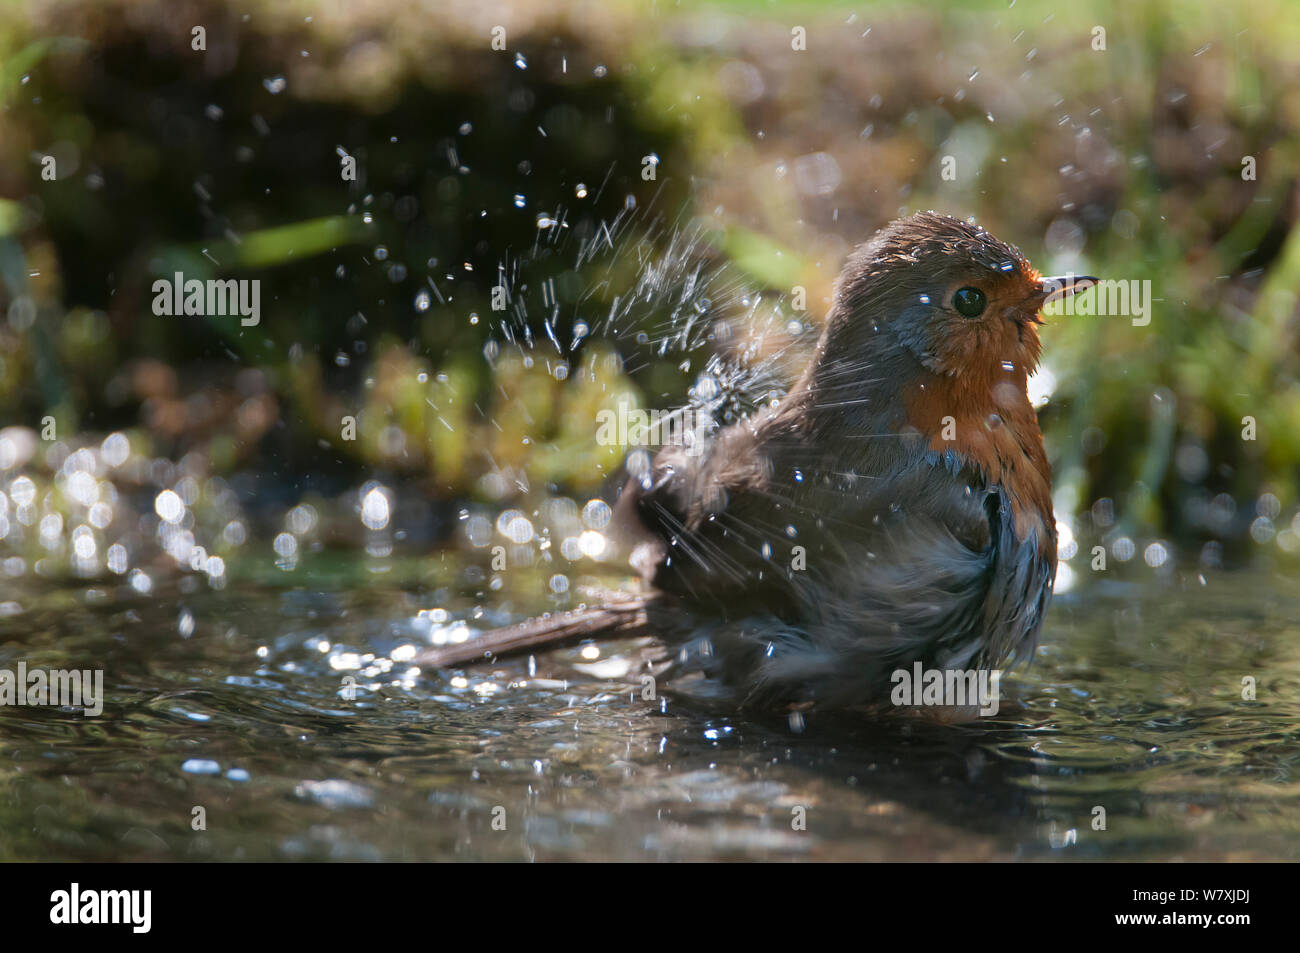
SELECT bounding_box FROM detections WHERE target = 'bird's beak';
[1026,275,1098,323]
[1038,275,1098,304]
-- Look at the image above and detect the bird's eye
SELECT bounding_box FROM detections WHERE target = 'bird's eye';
[952,287,987,318]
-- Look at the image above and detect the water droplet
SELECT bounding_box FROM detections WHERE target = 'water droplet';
[155,490,184,524]
[361,486,392,530]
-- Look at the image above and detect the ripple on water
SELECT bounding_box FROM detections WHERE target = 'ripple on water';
[0,569,1298,860]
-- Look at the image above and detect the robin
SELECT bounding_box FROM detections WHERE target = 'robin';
[419,212,1095,709]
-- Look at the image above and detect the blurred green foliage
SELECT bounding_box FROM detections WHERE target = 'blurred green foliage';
[1,0,1298,554]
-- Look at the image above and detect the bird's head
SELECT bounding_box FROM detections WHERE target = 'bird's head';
[826,211,1094,381]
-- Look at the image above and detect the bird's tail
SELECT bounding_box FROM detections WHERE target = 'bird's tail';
[414,596,651,669]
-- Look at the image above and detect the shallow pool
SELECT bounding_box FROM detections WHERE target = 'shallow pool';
[1,558,1297,861]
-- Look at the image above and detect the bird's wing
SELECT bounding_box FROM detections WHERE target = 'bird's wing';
[616,426,1053,706]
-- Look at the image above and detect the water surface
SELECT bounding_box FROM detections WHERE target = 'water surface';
[1,559,1297,862]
